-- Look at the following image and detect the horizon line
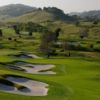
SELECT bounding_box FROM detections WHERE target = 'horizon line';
[0,3,100,13]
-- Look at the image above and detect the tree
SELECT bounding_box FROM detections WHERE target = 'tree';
[93,20,98,25]
[26,22,34,36]
[62,40,71,57]
[79,28,89,39]
[40,32,56,58]
[29,31,33,36]
[0,29,3,37]
[13,24,20,35]
[40,27,62,57]
[75,21,80,26]
[54,28,61,41]
[8,37,12,41]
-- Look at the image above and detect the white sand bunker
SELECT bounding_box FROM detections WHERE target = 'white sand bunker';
[1,75,49,96]
[10,53,41,59]
[14,61,56,74]
[15,62,56,74]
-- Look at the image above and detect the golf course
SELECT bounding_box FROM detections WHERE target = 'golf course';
[0,3,100,100]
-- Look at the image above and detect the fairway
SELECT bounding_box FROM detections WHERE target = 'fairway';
[0,52,100,100]
[0,2,100,100]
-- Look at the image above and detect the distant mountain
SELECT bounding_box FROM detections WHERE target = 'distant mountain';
[0,4,36,20]
[0,4,77,23]
[43,7,75,21]
[70,10,100,18]
[6,7,77,23]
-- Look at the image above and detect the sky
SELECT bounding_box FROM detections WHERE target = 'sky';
[0,0,100,13]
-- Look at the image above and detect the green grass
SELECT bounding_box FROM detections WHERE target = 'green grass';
[0,56,100,100]
[0,21,100,100]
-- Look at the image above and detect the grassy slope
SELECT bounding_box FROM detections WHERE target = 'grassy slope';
[0,57,100,100]
[0,22,100,100]
[6,10,55,23]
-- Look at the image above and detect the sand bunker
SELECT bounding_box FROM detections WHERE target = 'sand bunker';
[7,64,25,71]
[10,53,41,59]
[0,75,48,96]
[7,61,56,74]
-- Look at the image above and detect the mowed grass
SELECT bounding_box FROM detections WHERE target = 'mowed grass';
[0,55,100,100]
[0,22,100,100]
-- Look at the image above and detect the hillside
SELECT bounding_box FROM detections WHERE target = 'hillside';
[6,7,77,23]
[0,4,36,20]
[70,10,100,18]
[6,10,55,23]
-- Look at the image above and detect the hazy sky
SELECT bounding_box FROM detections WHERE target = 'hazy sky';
[0,0,100,13]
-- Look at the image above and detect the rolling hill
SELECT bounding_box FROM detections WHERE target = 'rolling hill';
[6,7,77,23]
[70,10,100,18]
[0,4,77,23]
[0,4,36,20]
